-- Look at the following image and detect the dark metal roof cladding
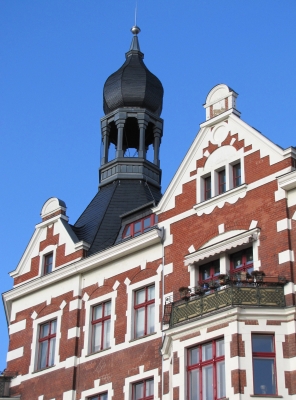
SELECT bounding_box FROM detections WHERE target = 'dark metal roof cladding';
[103,27,164,117]
[73,180,162,255]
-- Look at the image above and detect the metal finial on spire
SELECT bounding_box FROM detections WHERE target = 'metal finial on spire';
[131,25,141,35]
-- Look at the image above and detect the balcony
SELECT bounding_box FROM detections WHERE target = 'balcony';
[164,277,286,328]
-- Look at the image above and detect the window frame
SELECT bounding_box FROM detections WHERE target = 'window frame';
[43,252,53,275]
[187,338,226,400]
[37,319,57,370]
[88,393,108,400]
[218,169,226,194]
[132,378,154,400]
[230,247,253,274]
[252,334,277,396]
[134,285,155,339]
[91,300,111,353]
[204,176,212,200]
[122,214,158,239]
[199,259,220,283]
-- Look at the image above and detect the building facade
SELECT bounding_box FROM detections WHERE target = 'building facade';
[2,27,296,400]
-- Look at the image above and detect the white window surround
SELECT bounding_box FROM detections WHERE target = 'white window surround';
[125,275,160,343]
[79,380,113,400]
[38,244,57,276]
[123,366,160,400]
[185,228,260,287]
[82,291,117,358]
[29,309,62,375]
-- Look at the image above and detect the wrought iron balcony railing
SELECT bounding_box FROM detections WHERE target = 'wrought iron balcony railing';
[164,283,286,328]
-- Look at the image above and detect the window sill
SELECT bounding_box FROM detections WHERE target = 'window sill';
[250,395,283,398]
[86,347,111,357]
[129,332,157,343]
[194,184,247,216]
[33,365,55,373]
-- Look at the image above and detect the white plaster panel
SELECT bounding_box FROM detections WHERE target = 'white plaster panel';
[275,188,286,202]
[63,390,76,400]
[218,224,224,234]
[69,299,82,311]
[67,327,80,339]
[7,346,24,361]
[9,319,26,334]
[277,218,291,232]
[287,188,296,207]
[38,396,44,400]
[10,274,79,322]
[164,263,173,275]
[278,250,294,264]
[65,356,77,369]
[188,245,195,253]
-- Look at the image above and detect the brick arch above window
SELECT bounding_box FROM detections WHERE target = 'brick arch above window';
[130,268,158,285]
[89,285,114,301]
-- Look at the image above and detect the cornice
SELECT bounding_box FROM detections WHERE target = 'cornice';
[3,227,164,319]
[277,170,296,191]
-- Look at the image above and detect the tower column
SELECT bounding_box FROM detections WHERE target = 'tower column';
[138,115,149,159]
[153,126,162,166]
[101,123,110,165]
[115,115,126,158]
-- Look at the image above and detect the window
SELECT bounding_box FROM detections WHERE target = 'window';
[199,260,220,282]
[188,338,225,400]
[134,285,155,338]
[230,247,253,273]
[122,214,158,239]
[88,394,108,400]
[218,170,226,194]
[252,334,276,395]
[233,163,241,187]
[133,378,154,400]
[37,319,57,370]
[204,176,211,200]
[91,301,111,353]
[43,252,53,275]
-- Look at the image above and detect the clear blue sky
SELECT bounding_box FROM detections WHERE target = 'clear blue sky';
[1,0,296,369]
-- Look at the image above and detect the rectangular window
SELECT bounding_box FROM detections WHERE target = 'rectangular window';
[88,394,108,400]
[204,176,211,200]
[37,319,57,370]
[134,285,155,338]
[133,378,154,400]
[233,163,241,187]
[252,334,276,395]
[91,301,111,353]
[43,253,53,275]
[230,247,253,273]
[218,170,226,194]
[199,260,220,282]
[188,338,225,400]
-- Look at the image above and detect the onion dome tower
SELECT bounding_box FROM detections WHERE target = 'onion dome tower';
[73,27,164,255]
[100,26,164,188]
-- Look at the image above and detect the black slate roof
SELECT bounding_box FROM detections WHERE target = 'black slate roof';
[73,180,162,255]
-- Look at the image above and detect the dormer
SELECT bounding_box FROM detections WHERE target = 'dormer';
[204,84,241,122]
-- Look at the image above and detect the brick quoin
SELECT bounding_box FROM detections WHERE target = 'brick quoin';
[230,333,245,358]
[163,371,169,395]
[173,386,179,400]
[285,371,296,395]
[180,331,200,342]
[231,369,246,394]
[207,322,229,333]
[173,351,179,375]
[283,334,296,358]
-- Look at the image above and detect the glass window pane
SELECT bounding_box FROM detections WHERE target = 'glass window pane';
[202,365,213,400]
[253,359,276,395]
[136,289,145,305]
[105,301,111,316]
[94,305,103,320]
[217,361,226,399]
[147,304,155,334]
[213,261,220,276]
[216,339,224,357]
[103,319,111,349]
[190,369,199,400]
[51,320,57,334]
[134,221,141,233]
[135,308,145,338]
[252,335,274,353]
[100,394,108,400]
[202,343,212,361]
[189,347,199,365]
[124,225,131,237]
[144,217,151,230]
[48,337,56,366]
[38,341,48,369]
[232,251,242,269]
[146,379,154,396]
[40,323,49,338]
[246,248,253,264]
[93,323,102,352]
[134,382,143,399]
[148,285,155,300]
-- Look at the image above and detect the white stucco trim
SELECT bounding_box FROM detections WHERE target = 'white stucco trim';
[123,366,160,400]
[79,380,113,400]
